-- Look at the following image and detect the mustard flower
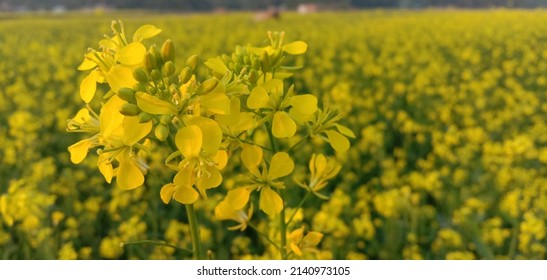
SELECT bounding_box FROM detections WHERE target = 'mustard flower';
[226,145,294,216]
[247,79,317,138]
[160,116,228,204]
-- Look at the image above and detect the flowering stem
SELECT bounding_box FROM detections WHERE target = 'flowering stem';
[286,191,311,226]
[265,122,287,259]
[279,199,288,259]
[186,204,205,259]
[248,222,281,250]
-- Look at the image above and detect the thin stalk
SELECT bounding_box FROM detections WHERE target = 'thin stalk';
[186,204,205,259]
[266,122,287,259]
[248,223,281,250]
[286,191,311,226]
[279,199,288,259]
[287,134,310,153]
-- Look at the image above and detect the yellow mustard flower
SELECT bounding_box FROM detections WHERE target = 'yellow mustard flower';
[68,95,152,190]
[78,22,162,102]
[247,79,317,138]
[160,116,227,204]
[287,227,323,257]
[226,145,294,215]
[214,196,253,231]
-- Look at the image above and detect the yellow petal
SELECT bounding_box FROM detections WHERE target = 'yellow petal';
[160,183,176,204]
[282,41,308,55]
[290,94,317,115]
[105,65,137,93]
[226,187,252,210]
[335,124,356,138]
[259,187,283,216]
[116,151,144,190]
[135,91,178,115]
[78,56,96,71]
[184,116,222,156]
[272,111,296,138]
[290,242,303,256]
[247,86,269,109]
[325,130,350,152]
[312,154,327,176]
[122,116,152,146]
[133,24,162,42]
[269,152,294,180]
[99,95,125,139]
[197,166,222,192]
[204,57,229,74]
[214,200,234,220]
[98,154,113,183]
[173,167,194,187]
[175,125,202,159]
[214,150,228,170]
[303,231,324,247]
[173,186,199,205]
[115,42,146,66]
[241,145,263,175]
[200,93,231,115]
[80,71,97,103]
[68,139,93,164]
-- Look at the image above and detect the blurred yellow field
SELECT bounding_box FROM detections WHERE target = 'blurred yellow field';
[0,10,545,260]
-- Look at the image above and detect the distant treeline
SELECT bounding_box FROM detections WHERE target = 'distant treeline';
[2,0,545,11]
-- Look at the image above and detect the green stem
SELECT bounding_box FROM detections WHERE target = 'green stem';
[248,223,281,250]
[287,134,310,153]
[186,204,205,259]
[286,191,311,226]
[265,122,287,259]
[279,200,288,259]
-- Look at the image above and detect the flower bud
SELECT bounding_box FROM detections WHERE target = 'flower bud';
[159,114,171,125]
[144,52,156,72]
[179,67,192,84]
[163,61,176,76]
[138,111,153,123]
[149,45,162,66]
[118,87,136,103]
[197,78,219,95]
[151,69,162,81]
[133,67,149,83]
[120,103,140,116]
[186,54,199,71]
[155,124,169,141]
[161,39,176,62]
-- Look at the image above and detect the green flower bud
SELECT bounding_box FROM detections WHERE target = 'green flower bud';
[179,67,192,84]
[161,39,176,62]
[159,114,172,125]
[149,45,162,67]
[186,54,199,71]
[197,78,219,95]
[118,87,136,103]
[252,57,260,70]
[151,69,162,81]
[163,61,176,76]
[155,124,169,141]
[133,67,149,83]
[145,52,156,72]
[138,112,153,123]
[120,103,140,116]
[135,84,147,93]
[260,51,270,72]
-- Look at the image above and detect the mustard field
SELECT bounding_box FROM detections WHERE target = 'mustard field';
[0,10,546,260]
